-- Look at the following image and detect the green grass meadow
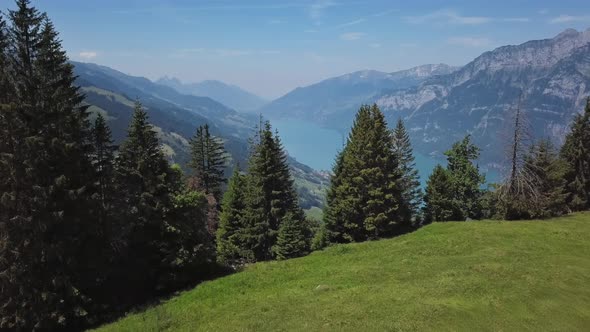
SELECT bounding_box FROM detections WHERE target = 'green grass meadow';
[96,212,590,331]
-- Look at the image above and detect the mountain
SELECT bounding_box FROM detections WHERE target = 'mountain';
[156,77,268,112]
[261,29,590,169]
[375,28,590,165]
[73,62,328,211]
[260,64,458,129]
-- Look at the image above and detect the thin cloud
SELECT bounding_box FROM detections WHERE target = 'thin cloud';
[538,9,549,15]
[447,37,493,47]
[78,51,98,59]
[333,9,398,30]
[335,18,366,28]
[406,10,492,25]
[405,10,531,25]
[369,43,382,48]
[309,0,336,24]
[372,9,398,17]
[268,19,285,24]
[170,48,278,58]
[549,14,590,24]
[340,32,366,41]
[502,17,531,23]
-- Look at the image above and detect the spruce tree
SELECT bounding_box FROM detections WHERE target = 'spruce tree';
[561,98,590,211]
[444,135,486,220]
[111,101,178,301]
[273,213,311,260]
[168,166,215,282]
[423,165,458,222]
[324,104,402,243]
[241,120,307,261]
[0,2,97,329]
[392,118,423,227]
[216,166,250,265]
[91,114,116,218]
[189,124,227,202]
[527,139,568,218]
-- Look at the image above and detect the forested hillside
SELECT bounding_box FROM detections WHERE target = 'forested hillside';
[1,1,590,331]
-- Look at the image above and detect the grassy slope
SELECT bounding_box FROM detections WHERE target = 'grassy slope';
[96,213,590,331]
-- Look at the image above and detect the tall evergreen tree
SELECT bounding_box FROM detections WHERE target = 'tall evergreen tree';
[526,139,568,218]
[111,101,178,301]
[189,124,227,202]
[392,118,423,226]
[423,165,457,223]
[91,114,116,217]
[324,104,402,243]
[240,121,306,261]
[422,136,485,222]
[216,166,250,265]
[444,135,486,220]
[561,98,590,211]
[0,2,97,329]
[168,164,215,282]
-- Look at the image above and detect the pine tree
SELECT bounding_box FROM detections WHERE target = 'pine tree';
[444,135,486,220]
[423,165,457,222]
[273,213,311,260]
[111,101,178,301]
[561,98,590,211]
[526,139,568,218]
[0,2,97,329]
[392,118,423,227]
[216,166,250,265]
[324,104,402,243]
[168,166,215,282]
[91,114,116,217]
[189,124,227,202]
[240,120,307,261]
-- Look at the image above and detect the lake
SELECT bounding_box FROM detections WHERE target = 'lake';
[272,119,502,186]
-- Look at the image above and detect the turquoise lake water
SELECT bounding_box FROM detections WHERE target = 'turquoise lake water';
[273,119,499,186]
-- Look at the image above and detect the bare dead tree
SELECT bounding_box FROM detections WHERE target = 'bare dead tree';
[497,91,541,218]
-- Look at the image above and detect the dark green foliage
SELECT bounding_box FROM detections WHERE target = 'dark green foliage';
[423,165,457,223]
[0,1,97,329]
[392,118,423,226]
[561,98,590,211]
[110,101,181,299]
[423,136,485,222]
[189,124,227,202]
[445,136,486,220]
[239,122,312,261]
[91,114,116,217]
[273,212,312,260]
[324,105,403,243]
[216,167,250,265]
[168,180,216,279]
[526,140,569,218]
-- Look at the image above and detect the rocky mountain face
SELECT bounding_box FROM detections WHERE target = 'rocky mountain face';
[73,62,328,210]
[376,28,590,165]
[156,76,268,112]
[260,64,458,128]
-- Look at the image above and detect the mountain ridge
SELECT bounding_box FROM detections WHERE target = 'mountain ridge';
[156,76,268,112]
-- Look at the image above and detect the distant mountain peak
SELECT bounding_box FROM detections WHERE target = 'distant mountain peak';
[555,28,583,40]
[155,77,267,112]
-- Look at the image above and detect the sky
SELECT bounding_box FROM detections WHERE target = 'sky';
[17,0,590,99]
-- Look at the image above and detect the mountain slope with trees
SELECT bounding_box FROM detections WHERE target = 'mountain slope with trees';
[156,77,268,112]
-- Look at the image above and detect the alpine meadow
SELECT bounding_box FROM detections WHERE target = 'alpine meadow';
[1,1,590,331]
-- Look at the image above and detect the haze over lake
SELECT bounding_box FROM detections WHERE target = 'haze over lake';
[274,119,499,186]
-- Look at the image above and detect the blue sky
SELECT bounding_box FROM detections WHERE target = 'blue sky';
[24,0,590,99]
